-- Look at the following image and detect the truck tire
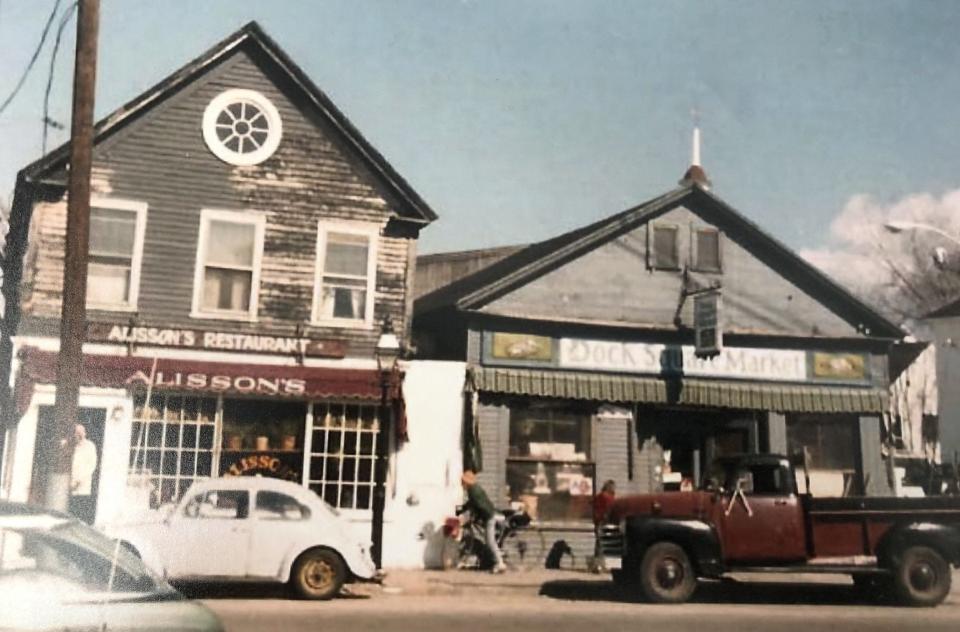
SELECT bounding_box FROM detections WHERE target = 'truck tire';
[290,548,346,600]
[638,542,697,603]
[893,546,951,607]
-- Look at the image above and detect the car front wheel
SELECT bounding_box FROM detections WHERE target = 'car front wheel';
[291,549,346,600]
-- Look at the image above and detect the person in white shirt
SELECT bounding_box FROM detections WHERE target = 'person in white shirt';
[69,423,98,523]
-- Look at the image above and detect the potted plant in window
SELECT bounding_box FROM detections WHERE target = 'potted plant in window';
[223,425,244,451]
[280,417,301,451]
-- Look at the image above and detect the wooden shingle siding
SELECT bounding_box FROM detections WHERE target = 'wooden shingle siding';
[485,206,860,339]
[20,48,417,356]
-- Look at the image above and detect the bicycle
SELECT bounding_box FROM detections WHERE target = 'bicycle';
[446,506,546,571]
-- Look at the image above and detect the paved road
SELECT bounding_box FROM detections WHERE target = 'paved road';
[202,577,960,632]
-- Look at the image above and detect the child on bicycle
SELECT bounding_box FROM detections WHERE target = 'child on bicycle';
[461,470,507,574]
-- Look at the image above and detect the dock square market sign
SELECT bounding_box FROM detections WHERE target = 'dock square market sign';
[483,333,868,384]
[558,338,869,384]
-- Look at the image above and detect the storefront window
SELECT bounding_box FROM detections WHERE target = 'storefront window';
[306,402,380,511]
[220,400,306,453]
[507,407,594,522]
[129,394,218,508]
[786,414,857,471]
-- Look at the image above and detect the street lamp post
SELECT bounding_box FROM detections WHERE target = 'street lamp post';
[372,317,401,570]
[884,221,960,270]
[884,221,960,246]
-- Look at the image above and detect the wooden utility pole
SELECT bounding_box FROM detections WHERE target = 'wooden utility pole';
[44,0,99,512]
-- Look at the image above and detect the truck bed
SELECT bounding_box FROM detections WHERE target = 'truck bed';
[805,495,960,558]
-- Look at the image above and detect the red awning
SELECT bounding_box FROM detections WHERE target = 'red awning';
[14,347,395,415]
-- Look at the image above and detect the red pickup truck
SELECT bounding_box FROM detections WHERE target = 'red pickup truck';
[601,454,960,606]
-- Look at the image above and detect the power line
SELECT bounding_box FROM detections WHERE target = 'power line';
[0,0,64,117]
[42,1,78,154]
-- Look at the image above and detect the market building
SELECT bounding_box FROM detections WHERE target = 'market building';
[414,143,906,563]
[925,298,960,468]
[0,22,464,567]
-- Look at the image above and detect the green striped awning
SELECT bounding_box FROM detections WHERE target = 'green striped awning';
[472,366,887,414]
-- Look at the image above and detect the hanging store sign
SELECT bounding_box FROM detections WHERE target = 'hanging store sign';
[559,338,808,382]
[87,323,346,358]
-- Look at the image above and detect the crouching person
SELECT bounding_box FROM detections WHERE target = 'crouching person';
[461,470,506,574]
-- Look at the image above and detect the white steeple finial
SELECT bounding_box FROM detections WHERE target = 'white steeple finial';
[679,108,711,189]
[692,126,701,167]
[691,107,701,166]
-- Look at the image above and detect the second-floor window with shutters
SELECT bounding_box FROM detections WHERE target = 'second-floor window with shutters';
[86,198,146,311]
[312,222,378,326]
[693,227,722,272]
[192,209,265,320]
[650,224,680,270]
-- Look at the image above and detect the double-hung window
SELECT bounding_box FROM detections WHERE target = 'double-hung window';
[192,209,265,320]
[692,227,722,272]
[312,223,377,326]
[649,224,680,270]
[86,198,146,310]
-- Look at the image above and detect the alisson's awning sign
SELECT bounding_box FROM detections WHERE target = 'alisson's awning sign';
[13,347,393,414]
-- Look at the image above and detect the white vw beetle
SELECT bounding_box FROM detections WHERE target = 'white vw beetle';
[108,477,376,600]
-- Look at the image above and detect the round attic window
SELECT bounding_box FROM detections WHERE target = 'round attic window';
[202,89,282,166]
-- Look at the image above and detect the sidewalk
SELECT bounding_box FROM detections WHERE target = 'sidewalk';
[351,568,601,598]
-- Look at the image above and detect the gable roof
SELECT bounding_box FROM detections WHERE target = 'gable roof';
[415,183,903,339]
[19,21,436,225]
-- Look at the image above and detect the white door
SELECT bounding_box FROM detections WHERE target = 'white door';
[166,489,252,578]
[248,490,312,579]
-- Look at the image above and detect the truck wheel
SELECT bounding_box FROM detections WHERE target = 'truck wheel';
[893,546,951,607]
[639,542,697,603]
[290,548,346,600]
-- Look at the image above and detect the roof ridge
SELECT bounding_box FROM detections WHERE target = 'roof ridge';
[19,20,436,224]
[414,186,691,312]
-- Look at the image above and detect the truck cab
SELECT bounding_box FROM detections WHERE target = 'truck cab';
[602,454,960,606]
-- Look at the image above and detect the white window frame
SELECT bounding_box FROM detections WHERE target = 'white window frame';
[305,400,382,514]
[311,221,379,329]
[191,208,265,322]
[86,196,148,312]
[202,89,283,167]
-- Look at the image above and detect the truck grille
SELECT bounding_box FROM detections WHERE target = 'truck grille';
[599,524,623,557]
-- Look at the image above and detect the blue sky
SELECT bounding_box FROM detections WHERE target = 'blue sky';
[1,0,958,255]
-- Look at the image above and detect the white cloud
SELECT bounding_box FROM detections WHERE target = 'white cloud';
[800,188,960,321]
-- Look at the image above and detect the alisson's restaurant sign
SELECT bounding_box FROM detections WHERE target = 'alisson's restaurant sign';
[87,324,346,358]
[483,333,869,383]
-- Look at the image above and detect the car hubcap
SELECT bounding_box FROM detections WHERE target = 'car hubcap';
[656,558,683,590]
[304,559,334,591]
[909,561,936,592]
